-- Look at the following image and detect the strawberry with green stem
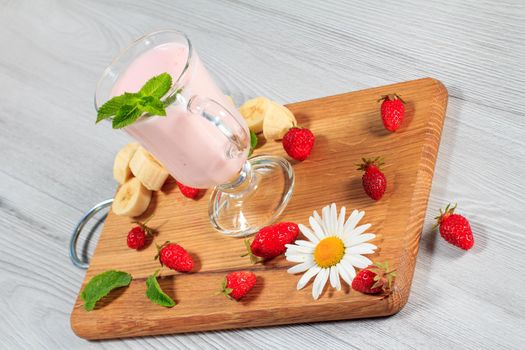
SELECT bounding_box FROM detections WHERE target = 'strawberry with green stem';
[217,271,257,301]
[357,157,387,200]
[126,215,157,250]
[434,204,474,250]
[352,261,396,294]
[379,94,405,132]
[242,222,299,264]
[155,241,194,272]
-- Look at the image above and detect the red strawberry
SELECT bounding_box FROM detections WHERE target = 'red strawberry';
[379,94,405,132]
[126,218,156,250]
[357,157,387,200]
[435,204,474,250]
[352,262,396,294]
[155,241,194,272]
[219,271,257,301]
[177,181,200,199]
[244,222,299,263]
[282,127,315,161]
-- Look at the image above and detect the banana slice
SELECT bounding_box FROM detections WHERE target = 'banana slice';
[129,147,169,191]
[239,97,272,134]
[113,143,140,184]
[112,177,152,217]
[263,102,297,141]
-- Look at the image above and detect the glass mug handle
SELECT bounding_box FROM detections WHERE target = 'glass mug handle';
[187,95,249,159]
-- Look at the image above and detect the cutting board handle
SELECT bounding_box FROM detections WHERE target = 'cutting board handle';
[69,199,113,269]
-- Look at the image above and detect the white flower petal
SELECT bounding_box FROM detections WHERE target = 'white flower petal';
[344,254,373,268]
[337,206,346,236]
[322,205,331,234]
[329,266,341,290]
[297,266,321,290]
[343,210,364,236]
[330,203,338,235]
[312,268,329,300]
[339,260,357,283]
[345,233,376,247]
[345,243,377,255]
[351,223,372,237]
[286,253,309,263]
[286,245,314,254]
[294,239,317,248]
[309,216,326,240]
[298,224,319,243]
[287,259,315,274]
[313,210,327,233]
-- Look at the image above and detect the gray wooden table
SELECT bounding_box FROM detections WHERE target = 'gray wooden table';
[1,1,524,349]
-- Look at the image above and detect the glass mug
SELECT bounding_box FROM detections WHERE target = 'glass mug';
[95,29,294,237]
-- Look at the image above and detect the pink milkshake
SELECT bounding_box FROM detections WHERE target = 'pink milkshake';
[109,42,248,188]
[96,30,294,237]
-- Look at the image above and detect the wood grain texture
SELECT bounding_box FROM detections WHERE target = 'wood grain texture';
[70,78,447,339]
[1,0,524,349]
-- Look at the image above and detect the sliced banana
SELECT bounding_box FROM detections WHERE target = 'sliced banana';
[113,143,140,184]
[129,147,169,191]
[239,97,272,134]
[263,102,297,141]
[112,177,152,217]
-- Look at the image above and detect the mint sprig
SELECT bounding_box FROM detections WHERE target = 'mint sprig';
[80,270,132,311]
[96,72,178,129]
[145,270,176,308]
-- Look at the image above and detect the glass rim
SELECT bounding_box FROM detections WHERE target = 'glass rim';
[94,29,193,111]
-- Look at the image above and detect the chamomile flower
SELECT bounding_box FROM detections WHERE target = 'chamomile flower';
[285,203,377,300]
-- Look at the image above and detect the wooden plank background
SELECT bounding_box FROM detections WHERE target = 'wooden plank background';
[0,0,524,349]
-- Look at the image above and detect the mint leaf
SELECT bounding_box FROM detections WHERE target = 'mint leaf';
[145,270,176,308]
[139,73,172,99]
[95,72,175,128]
[140,96,166,116]
[80,270,132,311]
[112,104,142,129]
[97,93,140,123]
[249,130,258,156]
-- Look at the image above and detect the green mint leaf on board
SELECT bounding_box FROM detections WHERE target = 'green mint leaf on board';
[80,270,132,311]
[96,73,174,128]
[248,130,258,156]
[139,73,173,99]
[145,270,176,308]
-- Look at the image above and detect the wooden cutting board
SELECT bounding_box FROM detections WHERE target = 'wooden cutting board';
[71,78,447,339]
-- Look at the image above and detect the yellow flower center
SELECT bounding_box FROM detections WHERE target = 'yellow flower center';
[314,236,345,268]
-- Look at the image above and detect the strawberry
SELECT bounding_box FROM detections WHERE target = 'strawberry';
[177,181,200,199]
[155,241,194,272]
[243,222,299,263]
[435,204,474,250]
[282,127,315,161]
[352,262,396,294]
[126,217,156,250]
[218,271,257,301]
[379,94,405,132]
[357,157,387,200]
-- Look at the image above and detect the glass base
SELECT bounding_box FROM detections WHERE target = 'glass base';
[209,155,295,237]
